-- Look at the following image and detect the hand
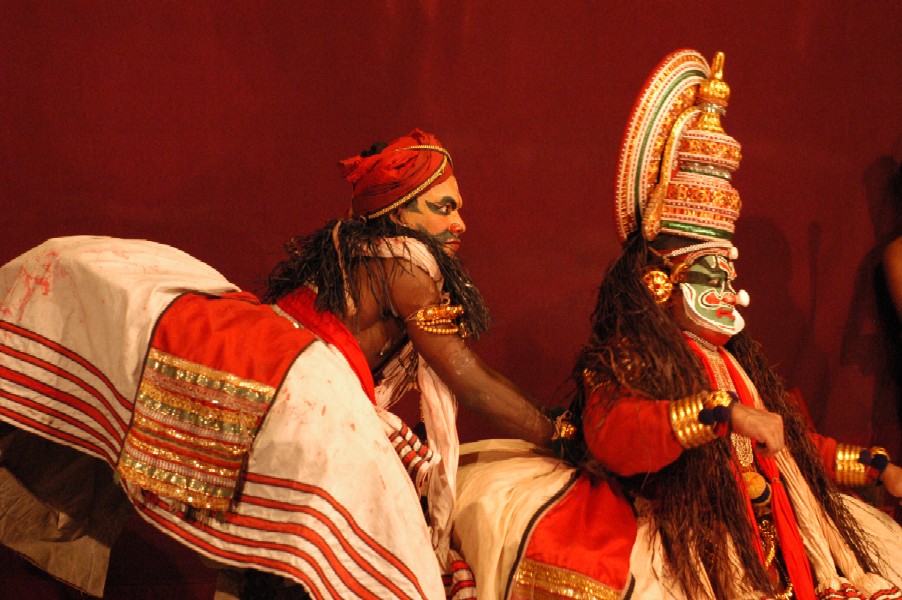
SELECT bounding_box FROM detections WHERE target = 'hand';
[881,463,902,501]
[730,403,785,458]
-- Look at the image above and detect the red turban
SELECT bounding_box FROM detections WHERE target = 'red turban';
[339,129,454,218]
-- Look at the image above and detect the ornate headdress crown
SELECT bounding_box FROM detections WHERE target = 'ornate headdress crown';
[614,50,742,258]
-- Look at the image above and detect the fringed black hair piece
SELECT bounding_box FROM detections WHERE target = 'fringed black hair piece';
[262,214,491,340]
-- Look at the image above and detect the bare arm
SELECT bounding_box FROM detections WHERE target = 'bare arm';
[884,237,902,319]
[882,463,902,501]
[386,259,553,446]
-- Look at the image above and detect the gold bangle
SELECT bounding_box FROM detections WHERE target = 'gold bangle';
[703,390,733,410]
[835,443,867,487]
[669,394,717,448]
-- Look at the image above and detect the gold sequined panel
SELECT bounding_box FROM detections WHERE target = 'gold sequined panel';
[666,180,741,212]
[117,348,277,512]
[510,558,622,600]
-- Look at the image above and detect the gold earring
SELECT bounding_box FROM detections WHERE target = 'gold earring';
[643,269,673,304]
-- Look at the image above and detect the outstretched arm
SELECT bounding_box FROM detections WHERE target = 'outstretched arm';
[810,432,902,501]
[386,259,553,447]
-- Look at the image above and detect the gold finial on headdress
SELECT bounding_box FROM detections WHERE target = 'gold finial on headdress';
[696,52,730,134]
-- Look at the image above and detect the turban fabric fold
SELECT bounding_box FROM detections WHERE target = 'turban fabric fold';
[339,129,453,218]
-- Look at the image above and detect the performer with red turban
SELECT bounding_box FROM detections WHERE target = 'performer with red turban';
[0,129,552,599]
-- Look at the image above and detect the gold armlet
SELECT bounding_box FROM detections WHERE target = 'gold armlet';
[835,443,867,487]
[669,393,717,448]
[406,303,465,335]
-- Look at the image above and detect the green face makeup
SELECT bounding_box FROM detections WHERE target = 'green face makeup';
[418,197,459,243]
[679,254,745,339]
[397,177,465,253]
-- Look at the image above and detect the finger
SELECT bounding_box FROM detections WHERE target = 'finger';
[756,440,783,458]
[755,441,775,458]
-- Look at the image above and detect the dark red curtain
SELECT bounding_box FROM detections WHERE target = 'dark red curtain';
[1,2,900,596]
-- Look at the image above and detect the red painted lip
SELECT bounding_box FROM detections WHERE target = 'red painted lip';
[716,308,735,320]
[445,240,461,251]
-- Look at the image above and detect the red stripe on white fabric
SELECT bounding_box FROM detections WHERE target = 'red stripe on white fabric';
[388,423,435,490]
[0,342,128,432]
[239,494,416,599]
[0,375,120,461]
[0,402,109,460]
[242,471,426,597]
[136,502,330,599]
[134,488,427,600]
[443,559,478,600]
[0,364,122,450]
[0,320,132,412]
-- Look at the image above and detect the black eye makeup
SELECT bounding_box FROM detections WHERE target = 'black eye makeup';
[426,196,458,215]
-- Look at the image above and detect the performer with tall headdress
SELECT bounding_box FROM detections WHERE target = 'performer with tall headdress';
[0,129,552,599]
[453,50,902,600]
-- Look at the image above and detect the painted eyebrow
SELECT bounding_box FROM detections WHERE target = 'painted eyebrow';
[690,264,726,277]
[426,196,459,210]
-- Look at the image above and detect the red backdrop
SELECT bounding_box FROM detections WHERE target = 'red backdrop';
[1,2,901,595]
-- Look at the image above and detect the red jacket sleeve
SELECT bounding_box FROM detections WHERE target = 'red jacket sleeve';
[582,387,684,476]
[808,432,838,480]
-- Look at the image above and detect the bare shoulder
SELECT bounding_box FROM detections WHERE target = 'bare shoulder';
[380,256,443,319]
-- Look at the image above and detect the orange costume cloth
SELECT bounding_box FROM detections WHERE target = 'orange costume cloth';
[509,475,636,599]
[118,291,315,514]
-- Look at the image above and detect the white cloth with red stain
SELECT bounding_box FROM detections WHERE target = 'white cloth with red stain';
[0,235,448,599]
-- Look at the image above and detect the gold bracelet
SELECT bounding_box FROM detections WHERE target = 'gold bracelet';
[669,394,717,448]
[835,443,867,487]
[703,390,733,410]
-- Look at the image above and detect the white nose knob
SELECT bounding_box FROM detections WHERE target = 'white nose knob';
[737,289,750,307]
